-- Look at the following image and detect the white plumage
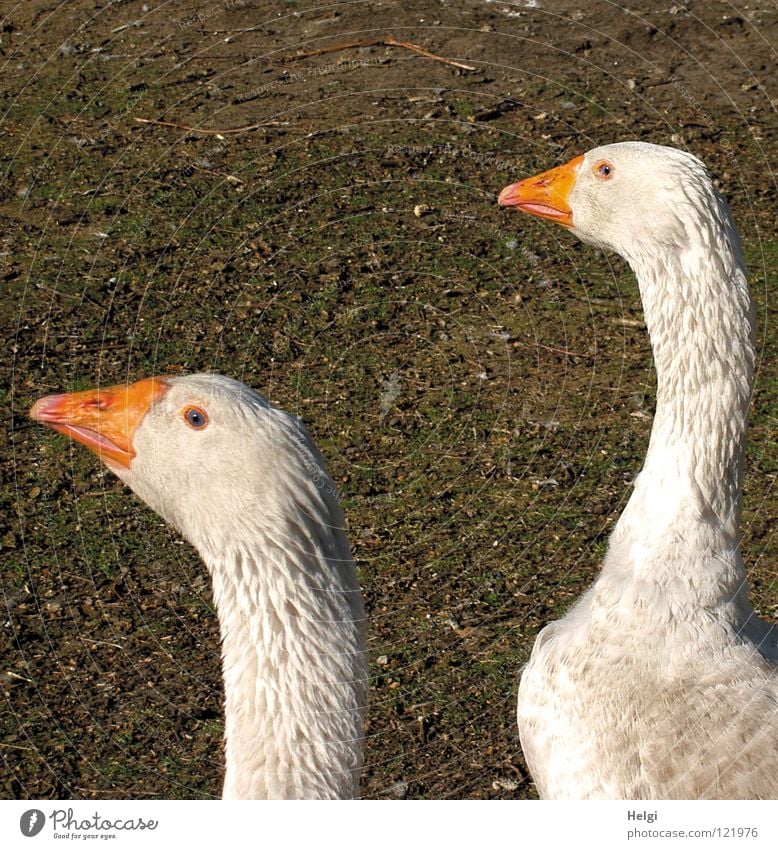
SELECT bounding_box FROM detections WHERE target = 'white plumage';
[31,373,367,799]
[499,142,777,799]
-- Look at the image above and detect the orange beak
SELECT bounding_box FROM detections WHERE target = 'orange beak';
[498,153,584,227]
[29,377,169,469]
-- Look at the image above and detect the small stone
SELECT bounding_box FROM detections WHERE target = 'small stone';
[389,780,408,799]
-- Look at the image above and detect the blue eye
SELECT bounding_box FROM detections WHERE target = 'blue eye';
[183,406,209,429]
[595,161,614,179]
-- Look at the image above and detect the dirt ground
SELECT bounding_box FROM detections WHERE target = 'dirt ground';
[1,0,775,799]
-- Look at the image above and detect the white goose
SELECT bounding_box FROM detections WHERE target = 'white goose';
[30,373,367,799]
[499,142,777,799]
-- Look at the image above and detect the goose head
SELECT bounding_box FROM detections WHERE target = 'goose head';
[31,374,365,799]
[498,141,723,264]
[29,374,338,554]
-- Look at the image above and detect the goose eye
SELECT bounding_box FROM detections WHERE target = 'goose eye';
[595,161,614,179]
[183,406,209,429]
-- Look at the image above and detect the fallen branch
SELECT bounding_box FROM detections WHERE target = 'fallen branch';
[134,117,287,135]
[285,37,476,71]
[512,338,593,360]
[192,164,244,185]
[111,20,143,34]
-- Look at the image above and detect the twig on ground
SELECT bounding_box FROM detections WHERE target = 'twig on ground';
[512,339,593,360]
[285,37,476,71]
[134,118,287,135]
[192,164,245,185]
[111,20,143,34]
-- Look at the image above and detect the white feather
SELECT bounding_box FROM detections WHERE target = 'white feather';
[516,143,778,799]
[115,374,367,799]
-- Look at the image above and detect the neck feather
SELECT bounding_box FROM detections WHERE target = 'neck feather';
[608,195,755,598]
[198,514,367,799]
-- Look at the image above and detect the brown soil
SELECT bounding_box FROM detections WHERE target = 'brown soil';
[1,0,776,799]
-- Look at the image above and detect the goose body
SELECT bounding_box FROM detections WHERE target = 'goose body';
[499,142,778,799]
[31,373,367,799]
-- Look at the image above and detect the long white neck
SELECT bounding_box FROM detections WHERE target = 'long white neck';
[605,192,756,606]
[198,513,366,799]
